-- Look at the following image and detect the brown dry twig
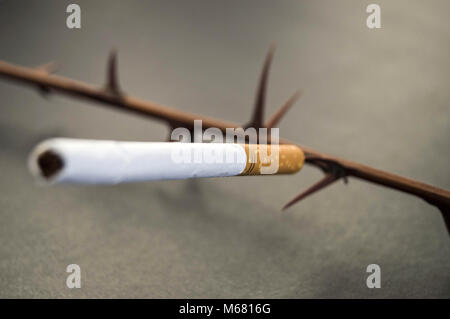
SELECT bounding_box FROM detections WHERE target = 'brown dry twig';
[0,49,449,235]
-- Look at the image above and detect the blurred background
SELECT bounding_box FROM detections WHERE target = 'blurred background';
[0,0,449,298]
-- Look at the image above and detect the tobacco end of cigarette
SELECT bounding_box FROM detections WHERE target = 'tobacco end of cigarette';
[28,140,67,184]
[37,150,64,179]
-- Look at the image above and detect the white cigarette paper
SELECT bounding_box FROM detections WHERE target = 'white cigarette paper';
[29,138,248,184]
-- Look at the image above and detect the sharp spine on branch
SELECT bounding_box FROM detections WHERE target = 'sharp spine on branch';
[245,45,275,129]
[243,48,347,209]
[36,62,58,74]
[105,50,122,96]
[265,90,302,129]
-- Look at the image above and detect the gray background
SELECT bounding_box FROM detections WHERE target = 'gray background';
[0,0,449,298]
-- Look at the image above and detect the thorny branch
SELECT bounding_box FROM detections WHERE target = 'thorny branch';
[0,49,449,235]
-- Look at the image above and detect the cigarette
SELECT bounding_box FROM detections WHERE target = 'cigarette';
[28,138,304,184]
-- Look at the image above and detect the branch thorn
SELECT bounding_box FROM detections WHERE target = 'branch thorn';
[265,89,302,129]
[105,49,123,96]
[36,62,58,75]
[245,45,275,129]
[282,157,348,210]
[282,173,340,210]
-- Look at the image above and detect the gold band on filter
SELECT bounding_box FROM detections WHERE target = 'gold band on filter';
[239,144,305,176]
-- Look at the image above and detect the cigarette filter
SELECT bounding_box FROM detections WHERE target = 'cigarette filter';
[240,144,305,175]
[28,138,304,184]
